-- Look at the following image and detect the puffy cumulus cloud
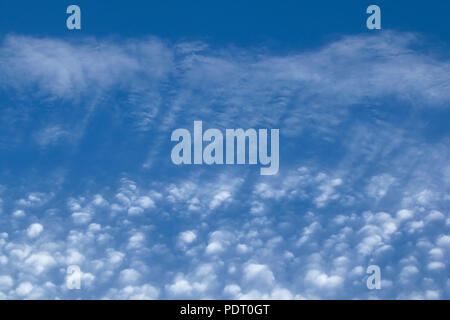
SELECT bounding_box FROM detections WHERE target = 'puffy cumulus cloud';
[427,261,445,271]
[166,263,219,298]
[399,265,420,281]
[250,167,346,214]
[166,275,195,297]
[104,284,160,300]
[136,196,155,209]
[106,178,160,216]
[0,166,449,299]
[205,242,223,255]
[425,210,445,223]
[15,282,34,297]
[179,231,197,245]
[92,195,109,208]
[24,252,56,275]
[71,212,92,225]
[0,182,164,299]
[12,210,25,218]
[119,268,141,285]
[26,223,43,238]
[104,250,124,269]
[304,270,343,290]
[314,176,342,208]
[65,249,85,265]
[209,191,231,210]
[436,235,450,248]
[128,206,144,216]
[205,230,234,256]
[166,174,244,216]
[397,209,414,221]
[243,264,275,287]
[229,287,300,300]
[223,284,241,297]
[17,193,52,208]
[127,232,146,250]
[222,282,303,300]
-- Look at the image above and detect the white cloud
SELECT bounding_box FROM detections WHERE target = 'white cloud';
[0,31,449,300]
[426,210,445,222]
[397,209,414,221]
[427,261,445,271]
[179,231,197,245]
[92,195,109,207]
[305,270,343,289]
[71,211,92,224]
[399,265,420,279]
[65,249,85,265]
[209,191,231,210]
[0,275,13,290]
[26,223,43,238]
[12,210,25,218]
[128,206,144,216]
[367,174,396,200]
[137,196,155,209]
[205,242,224,255]
[25,252,56,275]
[436,235,450,248]
[243,264,275,287]
[34,125,69,147]
[0,35,173,98]
[167,276,193,296]
[223,284,241,297]
[105,284,159,300]
[18,193,51,208]
[128,232,145,249]
[119,269,141,285]
[15,282,34,297]
[314,176,342,208]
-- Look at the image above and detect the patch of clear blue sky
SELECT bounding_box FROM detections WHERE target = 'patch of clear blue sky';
[1,0,449,49]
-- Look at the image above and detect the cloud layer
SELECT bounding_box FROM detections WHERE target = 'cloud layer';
[0,31,449,299]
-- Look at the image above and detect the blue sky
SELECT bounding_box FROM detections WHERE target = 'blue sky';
[0,0,449,299]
